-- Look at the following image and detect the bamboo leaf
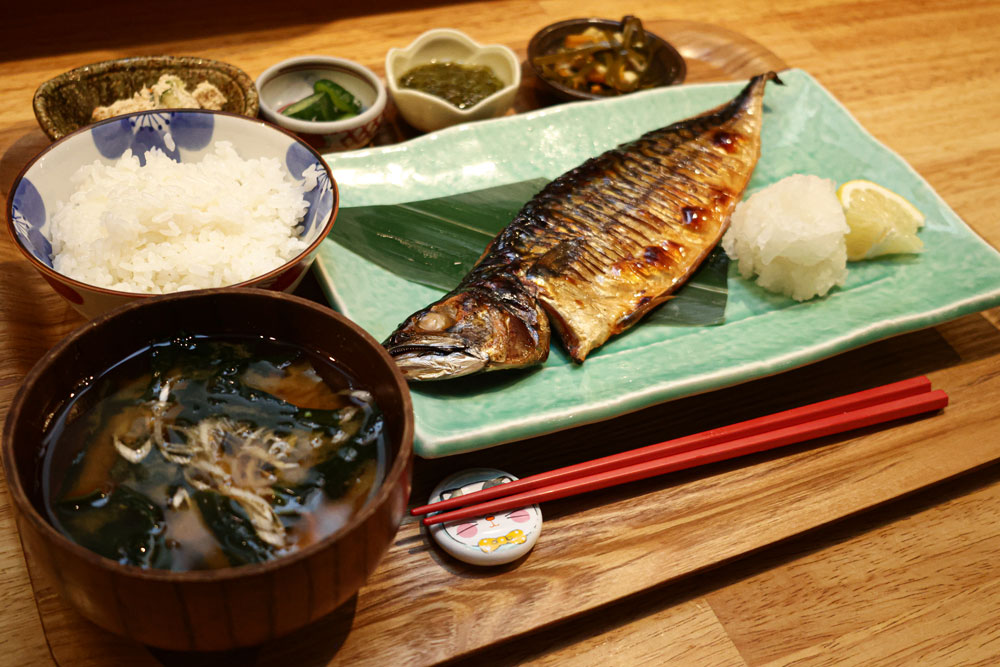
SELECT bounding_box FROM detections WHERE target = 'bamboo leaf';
[331,179,546,289]
[329,179,728,325]
[656,247,729,326]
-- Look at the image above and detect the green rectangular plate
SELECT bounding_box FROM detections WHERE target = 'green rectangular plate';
[316,69,1000,458]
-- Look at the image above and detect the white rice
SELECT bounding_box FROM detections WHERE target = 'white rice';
[43,141,313,294]
[722,174,849,302]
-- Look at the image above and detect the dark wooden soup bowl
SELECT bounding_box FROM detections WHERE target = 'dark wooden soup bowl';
[1,288,413,651]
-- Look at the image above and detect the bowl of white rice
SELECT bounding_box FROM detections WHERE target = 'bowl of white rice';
[7,109,337,318]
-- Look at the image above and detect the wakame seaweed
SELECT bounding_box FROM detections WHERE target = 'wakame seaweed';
[193,490,275,566]
[55,486,170,568]
[272,407,382,516]
[146,336,352,436]
[45,335,385,571]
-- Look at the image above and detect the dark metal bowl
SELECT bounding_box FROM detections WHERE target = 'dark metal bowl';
[527,17,686,102]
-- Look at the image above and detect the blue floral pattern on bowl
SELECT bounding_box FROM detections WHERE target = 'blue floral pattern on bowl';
[7,109,337,319]
[10,178,52,266]
[286,142,334,236]
[91,111,216,163]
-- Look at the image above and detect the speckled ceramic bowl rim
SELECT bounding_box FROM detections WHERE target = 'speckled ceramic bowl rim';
[1,287,414,583]
[6,108,339,301]
[33,55,260,141]
[255,56,388,135]
[384,28,522,118]
[527,17,686,100]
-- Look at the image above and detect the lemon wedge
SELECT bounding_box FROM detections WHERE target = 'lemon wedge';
[837,179,925,261]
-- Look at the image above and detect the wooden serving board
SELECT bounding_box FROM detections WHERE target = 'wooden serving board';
[23,311,1000,666]
[6,16,1000,667]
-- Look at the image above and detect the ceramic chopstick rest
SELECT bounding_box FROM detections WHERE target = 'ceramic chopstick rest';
[425,468,541,565]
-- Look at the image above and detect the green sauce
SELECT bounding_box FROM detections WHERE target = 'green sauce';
[399,61,504,110]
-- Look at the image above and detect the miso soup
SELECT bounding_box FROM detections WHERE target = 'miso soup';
[41,334,386,571]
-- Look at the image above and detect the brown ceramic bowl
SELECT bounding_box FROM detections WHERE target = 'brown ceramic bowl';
[1,288,413,651]
[527,17,686,102]
[33,55,259,141]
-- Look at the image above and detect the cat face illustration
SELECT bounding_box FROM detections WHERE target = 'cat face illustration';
[427,468,542,565]
[445,506,536,552]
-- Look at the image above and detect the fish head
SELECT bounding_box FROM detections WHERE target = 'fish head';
[383,284,550,381]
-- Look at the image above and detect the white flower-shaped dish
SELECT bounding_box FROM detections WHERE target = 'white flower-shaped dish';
[385,29,521,133]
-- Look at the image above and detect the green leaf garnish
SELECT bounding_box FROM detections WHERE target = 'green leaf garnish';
[329,179,728,326]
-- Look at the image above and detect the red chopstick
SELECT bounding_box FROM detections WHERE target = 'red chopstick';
[419,382,947,527]
[412,376,933,519]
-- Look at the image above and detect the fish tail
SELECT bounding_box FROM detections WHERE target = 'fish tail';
[737,71,782,102]
[686,71,778,129]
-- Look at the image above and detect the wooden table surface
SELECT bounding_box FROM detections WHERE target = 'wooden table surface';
[3,0,1000,664]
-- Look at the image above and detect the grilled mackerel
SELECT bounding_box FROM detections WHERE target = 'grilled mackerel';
[385,72,780,380]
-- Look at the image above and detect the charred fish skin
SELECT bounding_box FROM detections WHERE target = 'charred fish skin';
[383,271,550,381]
[384,72,778,379]
[520,71,779,361]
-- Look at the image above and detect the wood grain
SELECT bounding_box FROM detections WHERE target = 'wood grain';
[3,291,415,652]
[2,0,1000,664]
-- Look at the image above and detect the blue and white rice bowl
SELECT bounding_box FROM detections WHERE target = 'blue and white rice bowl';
[7,109,337,318]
